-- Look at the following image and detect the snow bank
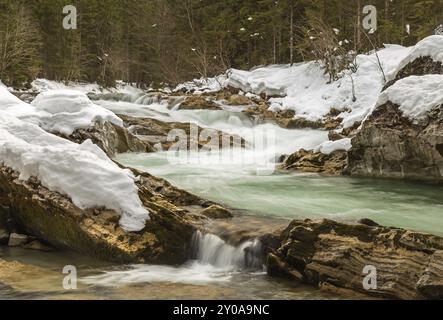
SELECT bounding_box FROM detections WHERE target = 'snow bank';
[174,75,228,94]
[315,138,352,155]
[31,78,144,97]
[0,89,124,136]
[225,45,411,128]
[31,90,123,135]
[376,75,443,120]
[0,86,149,232]
[390,35,443,80]
[227,64,299,97]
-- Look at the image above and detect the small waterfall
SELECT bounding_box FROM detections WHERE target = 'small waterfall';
[133,93,163,105]
[192,231,264,270]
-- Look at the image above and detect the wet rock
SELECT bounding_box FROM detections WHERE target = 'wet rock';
[227,94,253,106]
[8,233,29,247]
[358,218,380,227]
[22,240,55,252]
[346,102,443,183]
[0,230,9,245]
[0,205,10,245]
[277,117,325,130]
[65,121,151,157]
[416,250,443,299]
[178,96,222,110]
[281,149,347,175]
[267,219,443,299]
[201,205,233,219]
[267,253,304,281]
[328,131,346,142]
[119,114,245,151]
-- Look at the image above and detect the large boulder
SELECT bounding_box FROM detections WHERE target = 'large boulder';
[65,121,152,157]
[267,219,443,299]
[385,36,443,89]
[281,149,347,175]
[0,164,210,264]
[346,102,443,183]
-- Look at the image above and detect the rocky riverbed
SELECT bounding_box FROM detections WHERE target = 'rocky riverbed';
[2,37,443,300]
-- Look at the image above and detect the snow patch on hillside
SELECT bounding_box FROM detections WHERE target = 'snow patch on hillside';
[376,75,443,120]
[0,85,149,232]
[226,45,411,128]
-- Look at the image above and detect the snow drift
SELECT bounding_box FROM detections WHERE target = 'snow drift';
[0,85,149,232]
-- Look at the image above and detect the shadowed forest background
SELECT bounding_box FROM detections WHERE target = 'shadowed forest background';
[0,0,442,88]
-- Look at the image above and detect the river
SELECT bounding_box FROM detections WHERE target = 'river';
[2,95,442,300]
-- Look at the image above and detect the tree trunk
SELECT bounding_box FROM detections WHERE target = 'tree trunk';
[290,3,294,65]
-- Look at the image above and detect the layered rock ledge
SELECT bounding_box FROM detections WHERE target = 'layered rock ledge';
[267,219,443,299]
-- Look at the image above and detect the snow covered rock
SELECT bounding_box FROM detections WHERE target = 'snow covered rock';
[174,75,227,94]
[31,78,145,100]
[0,84,234,263]
[347,76,443,182]
[377,75,443,120]
[0,164,198,263]
[315,138,352,155]
[389,35,443,82]
[1,88,150,157]
[30,90,123,136]
[0,113,150,232]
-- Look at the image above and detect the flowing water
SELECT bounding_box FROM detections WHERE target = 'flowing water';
[106,97,443,236]
[2,95,443,300]
[0,233,337,300]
